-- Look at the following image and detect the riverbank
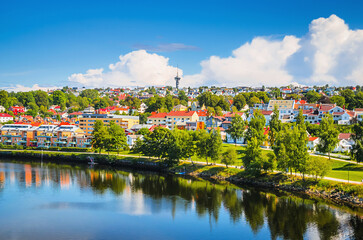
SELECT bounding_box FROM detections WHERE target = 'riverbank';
[0,149,362,209]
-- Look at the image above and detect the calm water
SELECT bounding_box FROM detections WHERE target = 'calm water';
[0,160,362,240]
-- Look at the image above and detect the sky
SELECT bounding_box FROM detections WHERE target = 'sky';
[1,0,363,91]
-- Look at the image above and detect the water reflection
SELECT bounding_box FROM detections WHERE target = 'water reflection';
[0,160,362,240]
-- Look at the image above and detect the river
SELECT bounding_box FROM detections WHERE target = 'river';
[0,159,361,240]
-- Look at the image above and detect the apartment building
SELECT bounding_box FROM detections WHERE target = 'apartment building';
[0,123,91,148]
[79,114,139,135]
[147,111,199,129]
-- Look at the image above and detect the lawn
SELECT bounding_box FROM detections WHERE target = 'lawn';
[326,159,363,182]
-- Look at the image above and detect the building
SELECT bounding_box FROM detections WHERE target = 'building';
[0,123,91,148]
[0,113,13,123]
[267,100,295,120]
[127,135,143,146]
[79,114,139,135]
[147,111,199,129]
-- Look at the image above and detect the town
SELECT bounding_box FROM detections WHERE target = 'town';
[0,84,362,158]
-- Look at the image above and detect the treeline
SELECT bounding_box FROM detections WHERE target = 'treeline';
[132,127,227,166]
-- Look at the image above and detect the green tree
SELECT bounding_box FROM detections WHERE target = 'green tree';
[91,120,109,153]
[306,90,321,103]
[196,129,211,165]
[0,90,9,107]
[233,93,246,111]
[351,121,363,163]
[246,110,266,145]
[226,114,245,145]
[268,106,281,147]
[209,129,223,164]
[296,109,305,125]
[34,90,49,108]
[330,95,345,107]
[105,121,127,154]
[306,157,332,180]
[221,146,237,168]
[178,90,188,103]
[167,129,194,164]
[52,90,66,106]
[243,136,263,171]
[80,89,99,99]
[317,114,339,159]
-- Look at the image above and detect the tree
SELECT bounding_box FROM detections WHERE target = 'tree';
[195,130,211,165]
[233,93,246,111]
[317,114,339,159]
[138,128,150,136]
[167,129,194,164]
[245,110,266,145]
[178,90,188,103]
[215,106,223,116]
[52,90,66,106]
[221,146,237,168]
[306,91,321,103]
[91,120,109,153]
[296,109,305,125]
[226,114,245,145]
[243,136,263,171]
[142,127,171,160]
[248,96,260,107]
[330,95,345,107]
[80,89,99,99]
[351,121,363,163]
[209,129,223,164]
[0,90,9,107]
[268,106,281,147]
[307,157,332,180]
[34,90,49,108]
[105,121,127,154]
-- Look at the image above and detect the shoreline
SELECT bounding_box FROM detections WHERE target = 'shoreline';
[0,149,362,210]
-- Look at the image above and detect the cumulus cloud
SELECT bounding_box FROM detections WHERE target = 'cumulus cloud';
[69,15,363,88]
[184,36,301,87]
[1,84,59,92]
[69,50,181,88]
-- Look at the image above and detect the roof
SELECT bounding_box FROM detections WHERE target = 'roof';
[308,137,319,141]
[68,111,83,115]
[166,111,196,117]
[222,121,231,124]
[260,110,273,115]
[196,110,207,117]
[338,133,352,140]
[148,112,168,118]
[0,113,12,118]
[355,108,363,112]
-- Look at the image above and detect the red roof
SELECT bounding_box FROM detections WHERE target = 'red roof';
[148,112,168,118]
[261,110,273,115]
[0,113,12,118]
[68,111,83,116]
[332,112,344,115]
[355,108,363,112]
[166,111,196,117]
[308,137,319,141]
[196,111,207,117]
[222,121,231,124]
[338,133,352,140]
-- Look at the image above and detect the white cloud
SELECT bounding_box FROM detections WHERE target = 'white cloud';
[68,15,363,88]
[184,36,301,87]
[69,50,181,88]
[1,84,59,92]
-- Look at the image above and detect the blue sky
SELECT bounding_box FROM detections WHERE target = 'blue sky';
[1,0,363,90]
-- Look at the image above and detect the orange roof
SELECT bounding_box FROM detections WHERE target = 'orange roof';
[166,111,196,117]
[31,122,42,127]
[308,137,319,141]
[148,112,168,118]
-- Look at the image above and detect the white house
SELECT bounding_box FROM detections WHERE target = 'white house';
[334,133,355,153]
[127,135,143,147]
[307,137,320,151]
[0,113,13,123]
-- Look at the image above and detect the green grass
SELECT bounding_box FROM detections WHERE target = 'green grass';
[326,159,363,182]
